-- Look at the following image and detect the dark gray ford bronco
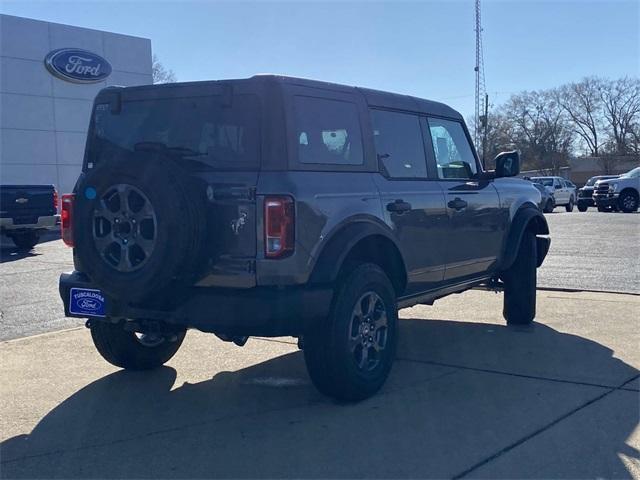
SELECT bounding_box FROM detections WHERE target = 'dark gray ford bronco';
[59,75,550,401]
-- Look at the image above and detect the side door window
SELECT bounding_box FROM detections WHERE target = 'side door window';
[369,108,447,292]
[293,96,364,166]
[370,109,428,178]
[426,118,478,180]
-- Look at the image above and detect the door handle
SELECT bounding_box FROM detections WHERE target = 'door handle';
[447,197,468,211]
[386,199,412,213]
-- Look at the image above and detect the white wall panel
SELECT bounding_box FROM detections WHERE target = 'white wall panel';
[103,32,152,74]
[49,23,105,55]
[0,129,56,165]
[1,93,55,131]
[0,164,58,186]
[54,98,93,133]
[0,57,52,96]
[0,15,49,61]
[56,131,87,165]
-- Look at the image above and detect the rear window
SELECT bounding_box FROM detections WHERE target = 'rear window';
[293,96,364,166]
[88,94,260,170]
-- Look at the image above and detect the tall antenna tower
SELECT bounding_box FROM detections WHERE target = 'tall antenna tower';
[474,0,487,153]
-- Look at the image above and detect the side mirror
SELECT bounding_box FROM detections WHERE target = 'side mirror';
[494,151,520,178]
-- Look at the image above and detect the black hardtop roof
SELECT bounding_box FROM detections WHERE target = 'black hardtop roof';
[101,74,463,120]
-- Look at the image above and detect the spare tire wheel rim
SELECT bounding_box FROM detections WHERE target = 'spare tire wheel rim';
[92,184,157,272]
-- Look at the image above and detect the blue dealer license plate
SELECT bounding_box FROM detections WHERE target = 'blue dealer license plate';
[69,288,106,317]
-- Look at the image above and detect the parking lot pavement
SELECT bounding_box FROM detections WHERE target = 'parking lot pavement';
[0,235,78,341]
[1,208,638,342]
[1,289,638,479]
[539,209,640,294]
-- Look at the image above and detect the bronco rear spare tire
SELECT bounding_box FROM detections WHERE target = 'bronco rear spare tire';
[74,156,207,301]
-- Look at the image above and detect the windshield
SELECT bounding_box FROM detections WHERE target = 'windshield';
[88,94,260,170]
[531,177,553,187]
[620,167,640,178]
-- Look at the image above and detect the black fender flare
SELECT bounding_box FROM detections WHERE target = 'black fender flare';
[308,219,407,287]
[499,205,550,271]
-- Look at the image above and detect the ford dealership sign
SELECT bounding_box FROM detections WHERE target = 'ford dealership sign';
[45,48,112,83]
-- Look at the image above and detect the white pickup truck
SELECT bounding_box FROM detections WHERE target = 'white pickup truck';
[593,167,640,213]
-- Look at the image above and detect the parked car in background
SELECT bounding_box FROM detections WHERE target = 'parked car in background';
[593,167,640,213]
[577,175,619,212]
[0,185,59,249]
[530,176,576,212]
[531,182,555,213]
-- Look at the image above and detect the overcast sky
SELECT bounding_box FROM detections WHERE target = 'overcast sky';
[2,0,638,117]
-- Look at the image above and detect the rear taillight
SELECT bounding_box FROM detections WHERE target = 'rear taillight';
[53,188,59,213]
[264,196,294,258]
[61,194,75,247]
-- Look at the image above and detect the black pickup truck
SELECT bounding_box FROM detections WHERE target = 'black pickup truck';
[0,185,59,249]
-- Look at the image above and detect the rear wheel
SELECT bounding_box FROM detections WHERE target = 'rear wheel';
[303,263,397,402]
[501,229,537,325]
[90,320,186,370]
[11,231,40,250]
[565,197,574,212]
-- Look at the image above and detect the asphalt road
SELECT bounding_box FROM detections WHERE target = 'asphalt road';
[0,207,638,341]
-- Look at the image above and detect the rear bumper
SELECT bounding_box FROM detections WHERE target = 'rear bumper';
[0,215,60,233]
[59,271,333,336]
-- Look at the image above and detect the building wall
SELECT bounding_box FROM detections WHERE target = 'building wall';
[0,14,152,195]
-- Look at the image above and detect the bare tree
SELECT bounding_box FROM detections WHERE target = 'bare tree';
[152,54,177,84]
[599,77,640,155]
[500,90,574,174]
[556,78,604,156]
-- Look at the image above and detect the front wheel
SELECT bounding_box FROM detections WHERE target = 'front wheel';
[90,320,186,370]
[501,230,537,325]
[565,197,574,212]
[619,191,639,213]
[577,203,588,212]
[303,263,398,402]
[11,231,40,250]
[543,199,555,213]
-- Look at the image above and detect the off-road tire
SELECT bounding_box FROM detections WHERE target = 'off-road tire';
[90,320,186,370]
[501,229,537,325]
[618,190,639,213]
[303,263,398,402]
[11,231,40,250]
[577,203,588,212]
[565,197,574,212]
[543,199,555,213]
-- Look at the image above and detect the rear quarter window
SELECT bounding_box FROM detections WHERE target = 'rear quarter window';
[293,96,364,166]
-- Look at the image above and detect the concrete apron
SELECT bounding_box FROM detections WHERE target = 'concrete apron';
[1,290,639,478]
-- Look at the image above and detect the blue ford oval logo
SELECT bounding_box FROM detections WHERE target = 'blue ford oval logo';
[45,48,112,84]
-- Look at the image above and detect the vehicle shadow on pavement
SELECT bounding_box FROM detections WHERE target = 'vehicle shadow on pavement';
[2,320,638,479]
[0,247,41,263]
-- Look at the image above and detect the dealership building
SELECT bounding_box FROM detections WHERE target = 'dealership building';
[0,14,153,195]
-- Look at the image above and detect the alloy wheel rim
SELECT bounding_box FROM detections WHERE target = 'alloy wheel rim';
[92,184,157,272]
[348,291,388,372]
[623,195,636,210]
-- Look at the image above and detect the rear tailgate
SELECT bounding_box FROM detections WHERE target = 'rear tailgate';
[0,185,56,224]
